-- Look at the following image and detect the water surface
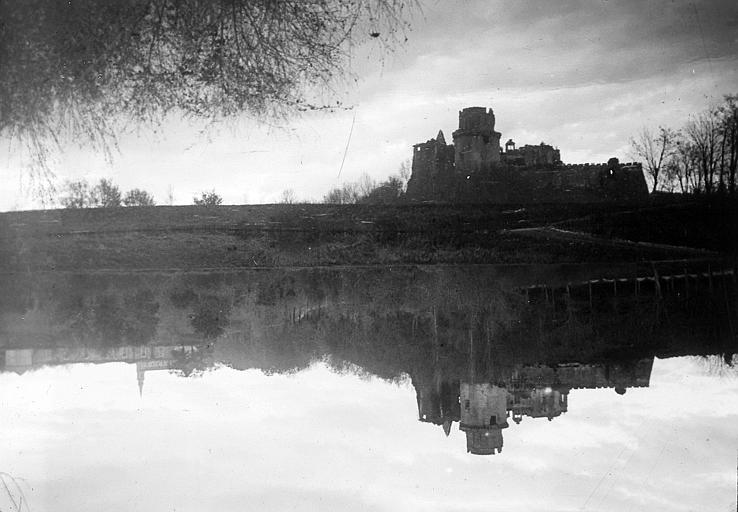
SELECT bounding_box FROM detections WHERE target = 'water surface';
[1,263,736,511]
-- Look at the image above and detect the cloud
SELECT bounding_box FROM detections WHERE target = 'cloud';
[2,0,737,209]
[2,358,737,512]
[384,0,738,91]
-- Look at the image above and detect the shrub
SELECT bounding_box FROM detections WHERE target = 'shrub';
[123,188,156,206]
[193,190,223,206]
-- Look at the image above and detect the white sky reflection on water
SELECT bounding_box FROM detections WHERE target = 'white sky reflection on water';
[1,356,736,511]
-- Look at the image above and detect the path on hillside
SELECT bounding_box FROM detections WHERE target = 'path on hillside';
[504,227,721,257]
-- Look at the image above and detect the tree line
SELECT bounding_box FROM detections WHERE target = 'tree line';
[60,178,156,208]
[321,161,410,204]
[630,94,738,195]
[59,178,224,208]
[56,160,411,208]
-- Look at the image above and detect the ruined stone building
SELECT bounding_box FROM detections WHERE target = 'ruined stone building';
[412,359,653,455]
[459,383,510,455]
[405,107,648,203]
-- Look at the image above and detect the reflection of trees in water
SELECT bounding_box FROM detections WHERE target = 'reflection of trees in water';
[169,286,197,309]
[169,345,215,378]
[53,287,160,345]
[158,266,736,384]
[255,275,297,305]
[696,354,737,376]
[216,268,737,384]
[169,279,233,340]
[190,295,231,339]
[4,266,735,381]
[216,320,324,375]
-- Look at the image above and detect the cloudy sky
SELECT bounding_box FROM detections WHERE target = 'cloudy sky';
[2,0,738,210]
[1,357,736,511]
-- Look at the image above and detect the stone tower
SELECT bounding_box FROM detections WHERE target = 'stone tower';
[452,107,502,174]
[459,383,509,455]
[406,130,455,199]
[414,374,461,435]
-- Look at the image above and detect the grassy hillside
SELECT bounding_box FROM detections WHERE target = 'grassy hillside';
[0,201,731,271]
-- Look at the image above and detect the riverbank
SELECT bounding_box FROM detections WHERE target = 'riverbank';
[0,200,733,271]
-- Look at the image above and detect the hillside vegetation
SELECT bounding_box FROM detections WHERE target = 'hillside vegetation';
[0,199,733,272]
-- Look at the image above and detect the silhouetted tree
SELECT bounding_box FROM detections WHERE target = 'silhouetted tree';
[363,175,404,203]
[716,94,738,194]
[60,177,122,207]
[0,0,415,187]
[685,109,721,194]
[280,189,296,204]
[630,126,676,194]
[193,190,223,206]
[123,188,156,206]
[630,94,738,195]
[60,180,94,208]
[323,182,360,204]
[664,135,698,194]
[93,178,122,207]
[357,172,377,198]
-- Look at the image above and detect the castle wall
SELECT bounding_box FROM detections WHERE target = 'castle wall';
[513,360,654,390]
[521,389,567,419]
[518,144,560,166]
[456,161,649,203]
[3,345,195,373]
[407,106,650,203]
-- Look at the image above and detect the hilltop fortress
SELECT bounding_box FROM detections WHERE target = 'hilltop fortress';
[406,107,648,203]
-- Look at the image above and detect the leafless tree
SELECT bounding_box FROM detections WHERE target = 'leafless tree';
[60,180,94,209]
[397,158,411,192]
[323,182,360,204]
[280,189,297,204]
[357,172,377,198]
[664,135,698,194]
[630,126,676,193]
[685,110,721,194]
[0,0,416,193]
[716,94,738,194]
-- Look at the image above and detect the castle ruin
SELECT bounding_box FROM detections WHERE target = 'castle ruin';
[406,107,648,203]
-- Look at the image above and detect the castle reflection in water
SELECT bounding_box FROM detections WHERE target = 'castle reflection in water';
[1,262,734,455]
[413,360,652,455]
